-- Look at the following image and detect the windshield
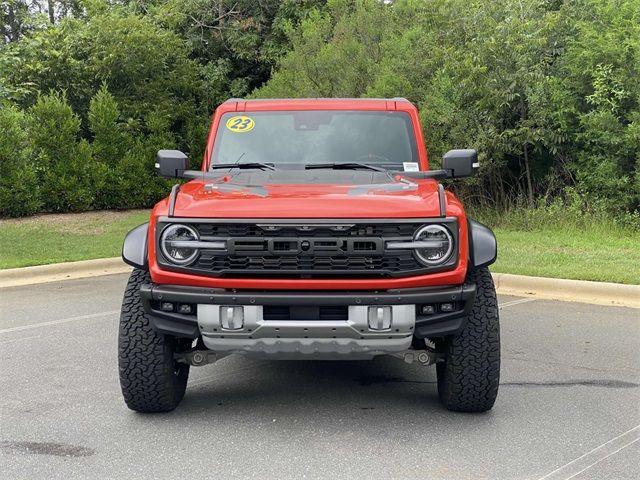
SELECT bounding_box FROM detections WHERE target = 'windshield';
[210,110,418,169]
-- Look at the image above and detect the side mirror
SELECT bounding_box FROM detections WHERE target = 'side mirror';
[442,149,478,178]
[156,150,189,178]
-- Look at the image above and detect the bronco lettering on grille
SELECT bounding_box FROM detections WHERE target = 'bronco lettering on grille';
[226,237,384,256]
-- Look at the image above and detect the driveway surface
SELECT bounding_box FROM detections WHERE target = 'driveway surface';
[1,273,638,479]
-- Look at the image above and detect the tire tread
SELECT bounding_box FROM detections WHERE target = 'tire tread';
[118,269,188,413]
[437,267,500,412]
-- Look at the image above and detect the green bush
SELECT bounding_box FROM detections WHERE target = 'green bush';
[0,6,208,217]
[0,164,41,217]
[25,94,95,212]
[0,104,41,216]
[88,84,129,167]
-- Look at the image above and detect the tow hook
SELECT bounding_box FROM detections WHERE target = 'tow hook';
[174,350,221,366]
[391,349,441,366]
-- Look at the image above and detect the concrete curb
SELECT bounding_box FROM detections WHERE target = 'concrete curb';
[492,272,640,309]
[0,258,132,288]
[1,258,638,308]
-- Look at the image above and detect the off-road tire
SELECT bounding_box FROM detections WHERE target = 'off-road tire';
[436,267,500,412]
[118,269,190,413]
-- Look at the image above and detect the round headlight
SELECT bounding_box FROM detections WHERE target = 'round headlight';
[160,224,199,265]
[413,225,454,266]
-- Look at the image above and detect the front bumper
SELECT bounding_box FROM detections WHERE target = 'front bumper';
[197,303,417,357]
[140,283,475,357]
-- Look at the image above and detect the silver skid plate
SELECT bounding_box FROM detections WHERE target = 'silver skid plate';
[197,304,415,358]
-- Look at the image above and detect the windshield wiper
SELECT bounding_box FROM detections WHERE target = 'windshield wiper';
[210,162,276,171]
[305,162,452,180]
[305,162,389,172]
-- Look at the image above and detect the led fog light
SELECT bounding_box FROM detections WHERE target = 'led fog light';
[421,304,435,315]
[440,303,454,312]
[178,304,193,315]
[160,302,174,312]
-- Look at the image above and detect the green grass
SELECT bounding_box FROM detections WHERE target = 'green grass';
[472,205,640,284]
[0,210,150,269]
[492,228,640,284]
[1,209,638,284]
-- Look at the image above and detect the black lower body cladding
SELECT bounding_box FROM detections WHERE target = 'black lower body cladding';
[138,282,477,340]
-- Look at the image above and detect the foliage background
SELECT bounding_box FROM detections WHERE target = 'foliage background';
[1,0,639,228]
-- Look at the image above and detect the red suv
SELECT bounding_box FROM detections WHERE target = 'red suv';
[119,98,499,413]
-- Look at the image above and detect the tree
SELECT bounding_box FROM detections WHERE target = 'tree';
[257,0,640,215]
[154,0,326,108]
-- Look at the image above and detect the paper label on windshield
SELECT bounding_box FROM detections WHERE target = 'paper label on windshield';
[226,116,255,133]
[403,162,419,172]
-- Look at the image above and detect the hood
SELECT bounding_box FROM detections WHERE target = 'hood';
[169,170,443,219]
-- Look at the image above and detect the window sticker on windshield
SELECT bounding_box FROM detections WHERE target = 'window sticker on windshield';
[225,116,255,133]
[403,162,419,172]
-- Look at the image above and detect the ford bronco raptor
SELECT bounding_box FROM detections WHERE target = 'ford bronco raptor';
[119,98,499,413]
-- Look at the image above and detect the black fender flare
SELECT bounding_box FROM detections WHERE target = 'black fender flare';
[467,218,497,269]
[122,223,149,270]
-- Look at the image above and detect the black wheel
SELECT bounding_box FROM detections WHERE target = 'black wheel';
[436,267,500,412]
[118,269,190,413]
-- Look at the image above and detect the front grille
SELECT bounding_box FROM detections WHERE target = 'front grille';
[194,251,424,277]
[156,219,458,278]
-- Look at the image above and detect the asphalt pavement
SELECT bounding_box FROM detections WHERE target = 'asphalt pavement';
[1,273,639,480]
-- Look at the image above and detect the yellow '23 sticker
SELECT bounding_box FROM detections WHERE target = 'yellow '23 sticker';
[226,116,255,133]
